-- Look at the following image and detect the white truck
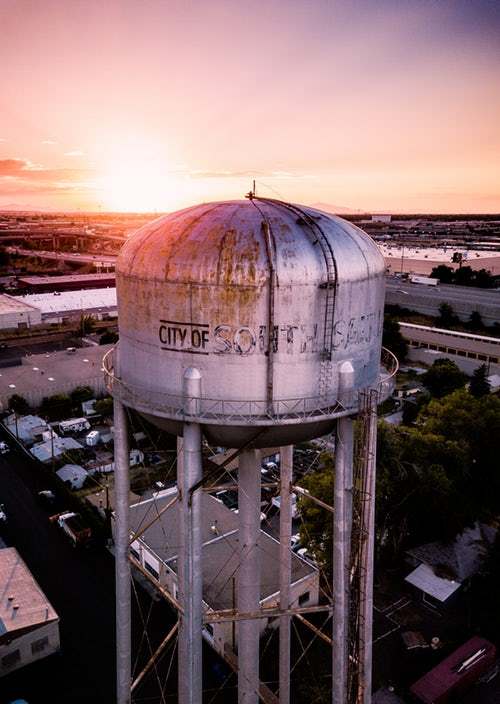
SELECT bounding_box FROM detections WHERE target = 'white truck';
[59,418,91,435]
[55,511,91,547]
[409,275,439,286]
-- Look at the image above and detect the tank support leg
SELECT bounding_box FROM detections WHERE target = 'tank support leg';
[238,448,261,704]
[359,390,378,704]
[333,362,355,704]
[114,398,131,704]
[178,369,203,704]
[279,445,293,704]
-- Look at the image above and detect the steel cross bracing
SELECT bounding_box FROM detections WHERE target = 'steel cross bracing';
[347,389,378,704]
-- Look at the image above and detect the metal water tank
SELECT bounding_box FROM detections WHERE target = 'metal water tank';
[109,198,387,446]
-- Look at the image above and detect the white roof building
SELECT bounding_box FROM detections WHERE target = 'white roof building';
[22,287,116,314]
[56,463,88,490]
[0,294,42,330]
[30,436,82,463]
[3,414,48,444]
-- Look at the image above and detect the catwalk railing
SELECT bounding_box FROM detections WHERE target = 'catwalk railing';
[102,346,398,426]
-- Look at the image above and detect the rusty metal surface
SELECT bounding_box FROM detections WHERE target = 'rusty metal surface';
[112,199,389,441]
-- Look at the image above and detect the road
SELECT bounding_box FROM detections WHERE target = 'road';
[385,278,500,325]
[0,445,233,704]
[6,246,117,267]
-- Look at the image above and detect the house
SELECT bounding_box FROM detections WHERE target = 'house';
[404,523,496,610]
[124,490,319,657]
[3,414,48,445]
[410,636,496,703]
[56,463,88,490]
[30,436,83,463]
[0,548,60,677]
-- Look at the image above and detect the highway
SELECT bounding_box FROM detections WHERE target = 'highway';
[7,246,117,267]
[385,278,500,325]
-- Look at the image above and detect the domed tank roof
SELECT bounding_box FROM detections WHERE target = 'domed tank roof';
[110,198,387,446]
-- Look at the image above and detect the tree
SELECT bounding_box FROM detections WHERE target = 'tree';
[382,316,408,362]
[468,310,484,331]
[454,265,474,287]
[99,330,119,345]
[473,268,494,289]
[421,389,500,520]
[39,393,73,422]
[79,314,95,336]
[297,454,334,577]
[469,364,490,398]
[430,264,454,284]
[8,393,30,415]
[94,397,113,416]
[437,302,459,329]
[421,358,467,398]
[70,385,94,404]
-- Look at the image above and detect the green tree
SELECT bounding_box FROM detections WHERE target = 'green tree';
[99,330,119,345]
[469,364,490,399]
[79,314,95,336]
[473,268,494,289]
[421,389,500,519]
[437,302,459,329]
[468,310,484,331]
[297,454,334,577]
[430,264,454,284]
[39,393,73,422]
[8,393,30,415]
[454,265,474,287]
[382,316,408,362]
[95,397,113,416]
[421,358,467,398]
[70,385,94,404]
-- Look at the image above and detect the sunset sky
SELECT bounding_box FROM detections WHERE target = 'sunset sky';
[1,0,499,213]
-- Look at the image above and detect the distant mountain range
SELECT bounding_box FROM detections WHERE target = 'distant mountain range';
[310,202,367,215]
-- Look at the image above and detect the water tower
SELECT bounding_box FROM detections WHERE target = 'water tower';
[104,197,397,704]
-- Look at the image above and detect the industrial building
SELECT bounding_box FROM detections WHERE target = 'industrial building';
[16,273,116,293]
[0,294,42,330]
[0,548,60,677]
[19,288,117,325]
[127,490,319,656]
[0,288,117,329]
[399,321,500,374]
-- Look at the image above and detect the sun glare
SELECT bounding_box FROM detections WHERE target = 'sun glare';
[99,155,179,212]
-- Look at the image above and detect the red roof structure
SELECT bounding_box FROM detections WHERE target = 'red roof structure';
[410,636,496,704]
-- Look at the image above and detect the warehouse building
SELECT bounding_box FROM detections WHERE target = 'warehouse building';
[0,548,60,677]
[399,322,500,374]
[19,288,117,325]
[16,273,116,293]
[0,294,41,330]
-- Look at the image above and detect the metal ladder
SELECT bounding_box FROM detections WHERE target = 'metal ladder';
[253,198,339,398]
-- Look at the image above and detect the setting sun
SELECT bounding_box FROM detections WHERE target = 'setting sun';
[99,158,178,212]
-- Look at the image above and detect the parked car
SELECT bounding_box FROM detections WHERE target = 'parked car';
[37,489,57,507]
[0,503,7,524]
[0,441,9,454]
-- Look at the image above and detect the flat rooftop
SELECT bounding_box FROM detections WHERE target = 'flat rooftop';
[18,273,116,285]
[0,344,112,405]
[130,491,317,610]
[20,288,117,314]
[0,293,40,315]
[0,547,58,643]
